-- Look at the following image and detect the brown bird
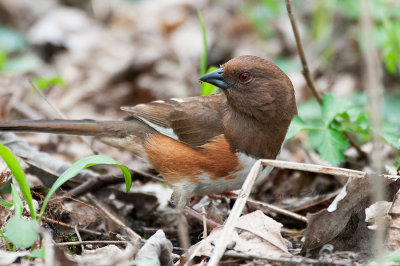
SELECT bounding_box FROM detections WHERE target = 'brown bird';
[0,55,297,208]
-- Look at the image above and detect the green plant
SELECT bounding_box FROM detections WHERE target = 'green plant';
[287,93,400,165]
[382,17,400,74]
[32,75,66,91]
[0,143,132,256]
[197,10,219,96]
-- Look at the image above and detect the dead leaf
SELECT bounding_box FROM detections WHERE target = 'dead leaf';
[69,244,137,266]
[301,177,373,255]
[187,210,290,260]
[135,230,173,266]
[0,250,30,265]
[365,201,392,230]
[386,190,400,250]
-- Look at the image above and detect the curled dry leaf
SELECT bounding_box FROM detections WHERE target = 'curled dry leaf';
[135,230,173,266]
[302,175,400,255]
[364,201,392,230]
[69,244,137,266]
[187,210,290,261]
[302,177,373,255]
[385,190,400,250]
[0,250,30,265]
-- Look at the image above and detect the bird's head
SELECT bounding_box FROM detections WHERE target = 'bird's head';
[200,55,297,124]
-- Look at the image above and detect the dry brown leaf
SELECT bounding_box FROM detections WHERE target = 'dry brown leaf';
[386,190,400,250]
[135,230,173,266]
[301,177,373,255]
[187,210,290,260]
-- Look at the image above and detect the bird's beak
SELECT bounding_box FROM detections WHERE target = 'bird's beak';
[200,68,229,90]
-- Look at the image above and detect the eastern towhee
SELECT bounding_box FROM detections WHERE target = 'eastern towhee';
[0,55,297,208]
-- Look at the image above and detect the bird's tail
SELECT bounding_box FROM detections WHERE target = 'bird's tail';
[0,119,139,138]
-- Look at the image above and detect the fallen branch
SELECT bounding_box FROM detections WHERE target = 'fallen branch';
[55,240,130,246]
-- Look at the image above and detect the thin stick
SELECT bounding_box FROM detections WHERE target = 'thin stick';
[360,0,385,258]
[30,81,67,119]
[259,159,400,180]
[74,225,85,251]
[55,240,130,246]
[284,0,322,103]
[260,159,365,178]
[176,211,190,251]
[184,206,221,228]
[30,81,97,154]
[246,198,307,223]
[201,206,208,238]
[86,193,144,243]
[208,160,262,266]
[225,253,349,266]
[42,217,104,236]
[284,0,368,159]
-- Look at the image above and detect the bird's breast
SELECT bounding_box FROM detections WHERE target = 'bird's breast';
[144,133,272,196]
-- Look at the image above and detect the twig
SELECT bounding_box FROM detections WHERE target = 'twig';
[284,0,322,103]
[246,198,307,223]
[224,253,349,266]
[86,193,145,243]
[42,217,104,236]
[208,160,262,266]
[55,240,130,246]
[284,0,368,159]
[74,225,85,251]
[259,159,400,180]
[360,0,385,258]
[30,81,67,119]
[201,206,208,238]
[176,211,190,251]
[29,81,97,154]
[260,159,365,178]
[184,206,221,228]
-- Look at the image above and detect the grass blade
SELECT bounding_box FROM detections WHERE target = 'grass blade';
[11,184,23,217]
[0,143,36,219]
[38,155,131,219]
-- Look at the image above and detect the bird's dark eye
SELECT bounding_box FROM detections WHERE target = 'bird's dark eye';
[239,72,251,82]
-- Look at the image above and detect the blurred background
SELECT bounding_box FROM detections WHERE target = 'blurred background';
[1,0,400,167]
[1,0,400,261]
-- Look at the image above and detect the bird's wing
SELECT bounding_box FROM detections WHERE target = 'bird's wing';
[121,93,226,149]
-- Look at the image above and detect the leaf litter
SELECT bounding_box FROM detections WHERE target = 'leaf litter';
[0,0,400,265]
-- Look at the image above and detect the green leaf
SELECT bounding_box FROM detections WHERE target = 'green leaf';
[11,184,23,217]
[32,75,66,91]
[0,198,13,209]
[5,217,38,248]
[297,98,322,121]
[2,54,41,73]
[321,93,351,126]
[308,130,325,150]
[197,10,207,77]
[0,49,7,70]
[0,143,36,219]
[201,66,219,96]
[381,123,400,149]
[39,155,131,218]
[317,129,349,165]
[285,115,308,140]
[0,27,27,53]
[27,248,45,259]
